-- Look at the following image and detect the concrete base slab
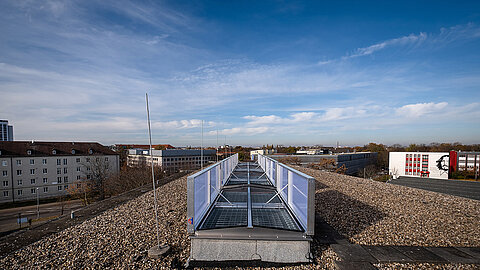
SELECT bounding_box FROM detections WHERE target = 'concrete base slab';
[190,238,311,263]
[148,244,170,259]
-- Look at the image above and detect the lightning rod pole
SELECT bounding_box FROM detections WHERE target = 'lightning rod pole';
[146,93,163,257]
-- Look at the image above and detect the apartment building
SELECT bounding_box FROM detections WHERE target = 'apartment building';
[0,141,119,203]
[127,149,216,171]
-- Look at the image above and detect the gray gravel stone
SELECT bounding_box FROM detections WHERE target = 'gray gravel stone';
[1,168,478,269]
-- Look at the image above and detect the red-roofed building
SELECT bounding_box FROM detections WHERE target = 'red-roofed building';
[0,141,119,203]
[114,144,175,150]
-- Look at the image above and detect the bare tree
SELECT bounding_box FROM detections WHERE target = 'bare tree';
[308,158,336,171]
[104,164,165,197]
[278,156,301,165]
[68,180,93,206]
[357,164,378,179]
[390,167,399,180]
[335,164,347,174]
[81,156,114,200]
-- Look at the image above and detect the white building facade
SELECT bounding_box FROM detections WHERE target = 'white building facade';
[250,149,276,160]
[0,141,120,204]
[389,152,449,180]
[128,149,216,171]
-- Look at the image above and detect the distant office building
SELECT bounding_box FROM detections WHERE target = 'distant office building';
[389,152,450,180]
[0,120,14,141]
[296,149,331,155]
[127,149,216,171]
[250,149,276,160]
[268,152,377,175]
[0,141,120,204]
[449,151,480,173]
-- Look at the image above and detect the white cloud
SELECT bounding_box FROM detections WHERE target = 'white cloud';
[436,23,480,44]
[145,34,170,45]
[243,115,284,125]
[243,108,369,127]
[348,32,427,58]
[396,102,448,118]
[317,59,333,65]
[153,119,215,129]
[291,112,317,121]
[212,127,270,136]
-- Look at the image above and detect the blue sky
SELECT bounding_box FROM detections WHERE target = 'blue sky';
[1,0,479,147]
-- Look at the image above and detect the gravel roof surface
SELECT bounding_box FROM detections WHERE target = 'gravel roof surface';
[1,168,479,269]
[294,167,480,247]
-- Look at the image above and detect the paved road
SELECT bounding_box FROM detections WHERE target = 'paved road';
[389,177,480,201]
[0,200,83,233]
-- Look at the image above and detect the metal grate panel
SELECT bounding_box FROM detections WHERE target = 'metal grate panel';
[251,192,281,203]
[249,179,272,186]
[232,171,249,178]
[249,171,266,178]
[226,178,248,185]
[218,191,247,202]
[200,207,247,229]
[252,208,300,231]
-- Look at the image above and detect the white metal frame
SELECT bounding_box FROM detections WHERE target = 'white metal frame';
[257,154,315,235]
[187,154,239,233]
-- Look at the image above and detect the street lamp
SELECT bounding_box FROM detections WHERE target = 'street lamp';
[36,187,39,219]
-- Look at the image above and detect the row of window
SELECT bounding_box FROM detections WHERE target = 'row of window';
[12,166,90,176]
[2,176,71,187]
[2,157,110,166]
[3,185,69,197]
[163,156,211,162]
[163,161,206,165]
[405,154,429,176]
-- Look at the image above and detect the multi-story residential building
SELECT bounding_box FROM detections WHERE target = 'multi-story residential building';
[0,141,119,204]
[127,149,216,171]
[0,120,14,141]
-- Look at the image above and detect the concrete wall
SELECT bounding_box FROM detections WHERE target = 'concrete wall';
[190,238,311,263]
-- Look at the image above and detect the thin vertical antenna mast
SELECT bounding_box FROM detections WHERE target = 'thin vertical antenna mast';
[201,120,204,169]
[216,129,219,162]
[146,93,161,249]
